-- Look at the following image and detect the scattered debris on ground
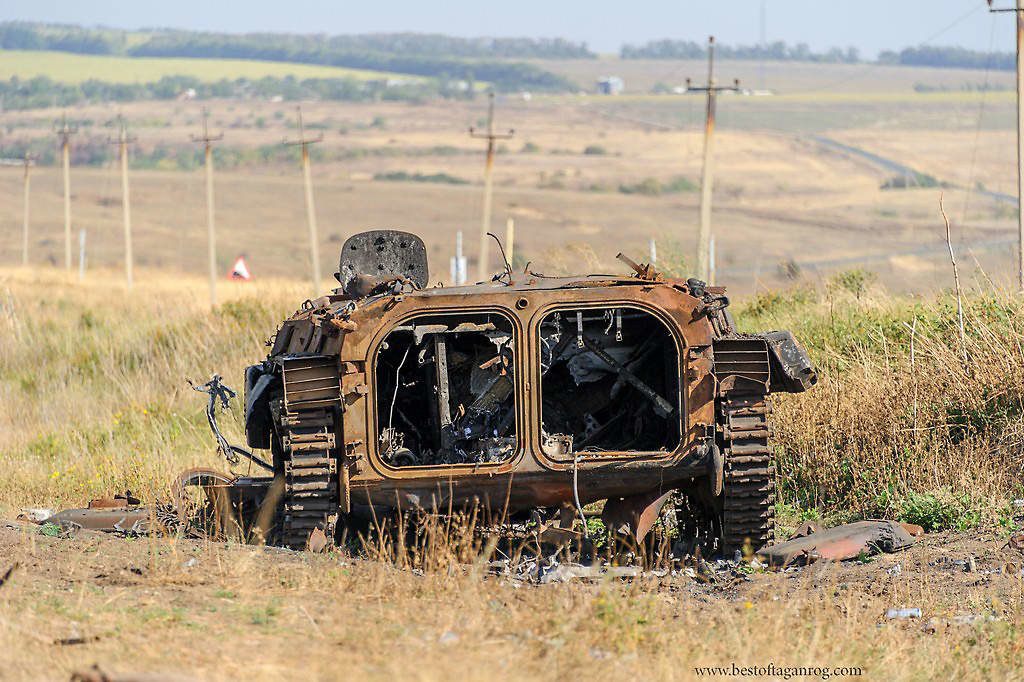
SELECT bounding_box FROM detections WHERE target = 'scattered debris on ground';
[756,520,921,567]
[69,664,198,682]
[0,562,17,589]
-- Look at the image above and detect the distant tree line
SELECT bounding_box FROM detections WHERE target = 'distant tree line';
[622,38,1018,73]
[0,22,581,92]
[0,22,117,54]
[0,74,468,111]
[620,39,860,63]
[879,45,1016,71]
[129,36,574,91]
[0,23,594,59]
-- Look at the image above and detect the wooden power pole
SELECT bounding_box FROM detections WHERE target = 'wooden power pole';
[687,37,739,284]
[108,115,137,287]
[191,109,224,307]
[284,106,324,295]
[54,113,78,271]
[469,93,514,281]
[991,0,1024,291]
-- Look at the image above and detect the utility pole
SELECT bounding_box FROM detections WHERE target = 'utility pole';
[22,152,32,267]
[469,92,514,281]
[107,115,137,287]
[284,106,324,295]
[990,0,1024,291]
[54,113,78,270]
[1,153,34,265]
[504,217,515,267]
[686,36,739,283]
[79,229,86,282]
[450,231,467,285]
[191,109,224,307]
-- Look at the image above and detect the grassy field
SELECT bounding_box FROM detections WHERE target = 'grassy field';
[1,268,1023,680]
[0,49,417,83]
[536,57,1019,95]
[0,91,1020,297]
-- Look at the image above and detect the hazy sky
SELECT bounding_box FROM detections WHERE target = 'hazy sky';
[1,1,1014,57]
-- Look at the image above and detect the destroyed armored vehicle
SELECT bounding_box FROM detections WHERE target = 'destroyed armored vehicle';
[236,230,816,555]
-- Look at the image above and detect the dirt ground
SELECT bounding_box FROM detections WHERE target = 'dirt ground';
[1,519,1022,681]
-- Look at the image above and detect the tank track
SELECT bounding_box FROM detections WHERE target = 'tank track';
[720,392,775,555]
[278,407,339,549]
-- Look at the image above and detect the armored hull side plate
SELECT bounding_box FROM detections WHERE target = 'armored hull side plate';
[339,230,428,290]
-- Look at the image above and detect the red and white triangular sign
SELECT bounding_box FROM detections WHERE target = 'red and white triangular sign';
[228,257,251,280]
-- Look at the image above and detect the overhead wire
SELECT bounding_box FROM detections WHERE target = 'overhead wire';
[962,13,1000,225]
[786,3,987,95]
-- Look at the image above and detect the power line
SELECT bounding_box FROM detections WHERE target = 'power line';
[786,4,987,95]
[963,12,999,225]
[989,0,1024,291]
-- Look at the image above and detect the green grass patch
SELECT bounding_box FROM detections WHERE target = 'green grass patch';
[0,49,414,84]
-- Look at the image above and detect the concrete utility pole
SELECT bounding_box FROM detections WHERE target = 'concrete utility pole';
[504,217,515,267]
[22,153,32,266]
[108,115,137,287]
[469,93,514,281]
[1,154,35,265]
[284,106,324,295]
[990,0,1024,290]
[79,229,86,282]
[54,113,78,270]
[686,37,739,284]
[191,109,224,307]
[450,231,467,285]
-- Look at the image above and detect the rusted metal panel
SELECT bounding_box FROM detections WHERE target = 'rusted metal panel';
[757,520,917,567]
[601,489,673,542]
[42,507,158,535]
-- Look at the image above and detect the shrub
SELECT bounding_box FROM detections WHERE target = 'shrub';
[373,171,469,185]
[899,489,980,532]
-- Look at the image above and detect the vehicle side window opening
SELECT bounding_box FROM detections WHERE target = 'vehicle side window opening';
[375,313,517,467]
[540,307,680,454]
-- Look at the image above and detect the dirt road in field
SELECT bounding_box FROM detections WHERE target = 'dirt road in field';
[1,519,1022,681]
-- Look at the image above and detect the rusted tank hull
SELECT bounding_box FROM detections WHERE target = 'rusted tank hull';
[241,230,817,554]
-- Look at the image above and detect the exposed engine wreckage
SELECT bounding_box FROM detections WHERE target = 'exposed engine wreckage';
[41,230,819,557]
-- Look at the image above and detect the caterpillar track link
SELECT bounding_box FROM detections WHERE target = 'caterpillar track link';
[720,393,775,555]
[279,407,338,548]
[278,356,342,550]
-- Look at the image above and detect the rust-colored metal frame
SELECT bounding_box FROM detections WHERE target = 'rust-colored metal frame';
[339,280,717,496]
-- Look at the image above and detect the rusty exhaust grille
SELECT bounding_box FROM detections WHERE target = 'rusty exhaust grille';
[282,355,341,412]
[713,338,770,385]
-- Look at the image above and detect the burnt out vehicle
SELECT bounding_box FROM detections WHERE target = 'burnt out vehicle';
[239,230,816,555]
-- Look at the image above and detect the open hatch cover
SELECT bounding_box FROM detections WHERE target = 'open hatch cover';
[339,230,429,290]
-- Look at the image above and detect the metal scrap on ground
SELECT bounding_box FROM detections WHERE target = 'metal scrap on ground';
[757,520,921,568]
